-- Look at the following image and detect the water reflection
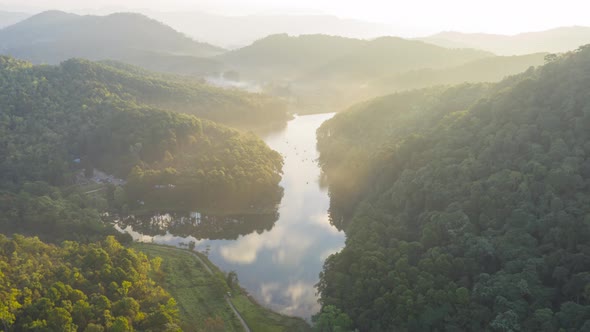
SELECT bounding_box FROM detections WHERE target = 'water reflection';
[117,113,345,319]
[117,211,278,240]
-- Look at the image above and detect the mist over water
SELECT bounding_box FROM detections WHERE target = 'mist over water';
[205,75,263,93]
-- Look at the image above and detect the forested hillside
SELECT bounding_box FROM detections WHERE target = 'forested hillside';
[62,59,289,127]
[421,27,590,55]
[371,53,546,95]
[220,34,544,113]
[0,11,224,76]
[0,56,283,240]
[315,46,590,330]
[220,34,492,80]
[0,235,180,331]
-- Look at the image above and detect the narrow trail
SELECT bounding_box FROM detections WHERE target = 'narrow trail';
[187,249,251,332]
[188,250,214,275]
[83,187,106,194]
[226,296,252,332]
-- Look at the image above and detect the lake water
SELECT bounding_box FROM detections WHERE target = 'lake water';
[117,113,345,319]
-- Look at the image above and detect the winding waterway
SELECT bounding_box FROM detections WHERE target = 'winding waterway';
[117,113,345,319]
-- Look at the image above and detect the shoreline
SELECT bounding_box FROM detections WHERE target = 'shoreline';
[133,242,311,332]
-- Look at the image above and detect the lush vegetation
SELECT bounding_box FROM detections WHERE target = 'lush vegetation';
[315,47,590,330]
[230,294,311,332]
[60,59,289,127]
[371,53,546,95]
[0,181,129,243]
[0,50,293,331]
[133,244,244,331]
[220,34,543,113]
[0,235,180,331]
[0,11,224,76]
[0,55,283,240]
[135,244,311,332]
[220,34,492,80]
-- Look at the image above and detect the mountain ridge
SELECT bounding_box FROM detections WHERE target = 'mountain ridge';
[0,10,225,75]
[420,26,590,55]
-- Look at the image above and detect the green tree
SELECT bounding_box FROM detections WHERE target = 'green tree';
[312,305,353,332]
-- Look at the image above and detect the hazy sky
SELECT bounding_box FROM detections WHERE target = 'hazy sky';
[1,0,589,35]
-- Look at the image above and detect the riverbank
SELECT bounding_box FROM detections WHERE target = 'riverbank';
[134,243,311,332]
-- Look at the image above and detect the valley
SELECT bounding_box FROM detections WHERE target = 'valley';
[1,5,590,332]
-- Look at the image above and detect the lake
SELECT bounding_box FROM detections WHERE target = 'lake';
[116,112,345,319]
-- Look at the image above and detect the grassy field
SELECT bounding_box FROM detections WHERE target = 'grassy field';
[230,294,311,332]
[134,243,244,331]
[134,243,311,332]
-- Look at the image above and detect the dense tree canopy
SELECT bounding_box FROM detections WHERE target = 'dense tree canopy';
[0,55,283,240]
[58,58,289,128]
[0,235,180,331]
[316,46,590,330]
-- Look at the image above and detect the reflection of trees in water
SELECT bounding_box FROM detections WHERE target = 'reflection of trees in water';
[117,210,280,240]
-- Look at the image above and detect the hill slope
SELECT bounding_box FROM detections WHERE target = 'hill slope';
[149,11,400,48]
[421,26,590,55]
[315,46,590,330]
[0,235,181,331]
[0,11,224,75]
[136,244,311,332]
[221,34,492,80]
[0,10,29,28]
[220,34,503,112]
[0,56,284,240]
[62,59,289,127]
[370,53,547,94]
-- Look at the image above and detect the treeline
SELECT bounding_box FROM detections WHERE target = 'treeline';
[0,235,180,331]
[0,182,130,243]
[315,46,590,330]
[61,59,289,128]
[118,211,279,241]
[0,55,283,240]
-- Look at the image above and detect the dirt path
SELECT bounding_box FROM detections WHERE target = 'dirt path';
[83,187,106,194]
[188,250,251,332]
[225,296,252,332]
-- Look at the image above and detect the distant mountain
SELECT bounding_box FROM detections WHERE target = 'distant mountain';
[0,10,30,28]
[0,10,225,75]
[371,53,547,94]
[220,34,493,80]
[219,33,498,112]
[147,11,404,49]
[420,27,590,55]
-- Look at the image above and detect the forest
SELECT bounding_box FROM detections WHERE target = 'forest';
[315,47,590,330]
[3,5,590,331]
[0,235,180,331]
[0,55,284,240]
[0,53,291,330]
[219,34,547,114]
[56,59,290,128]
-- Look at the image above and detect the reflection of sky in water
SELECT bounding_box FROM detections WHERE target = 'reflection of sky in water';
[118,113,345,319]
